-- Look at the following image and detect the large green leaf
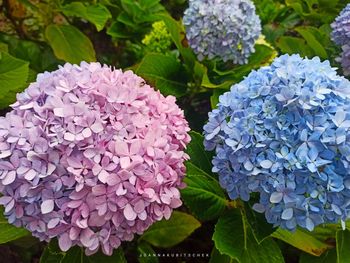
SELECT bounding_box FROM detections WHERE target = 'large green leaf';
[40,239,126,263]
[0,207,29,244]
[135,53,188,97]
[137,242,159,263]
[210,247,238,263]
[140,211,200,248]
[0,52,29,109]
[244,201,275,243]
[277,36,314,58]
[156,13,196,69]
[336,229,350,263]
[272,228,330,256]
[181,162,227,221]
[295,26,328,59]
[213,209,284,263]
[45,24,96,64]
[299,249,337,263]
[60,2,112,31]
[186,131,213,175]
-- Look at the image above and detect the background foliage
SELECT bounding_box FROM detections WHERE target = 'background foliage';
[0,0,350,262]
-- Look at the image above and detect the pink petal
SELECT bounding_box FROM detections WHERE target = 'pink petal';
[138,210,147,220]
[80,228,95,247]
[116,184,127,196]
[134,200,145,213]
[123,204,137,221]
[47,163,56,175]
[98,170,109,184]
[58,233,72,252]
[2,171,16,185]
[114,140,129,156]
[67,157,82,169]
[92,185,106,196]
[106,173,120,186]
[17,166,30,175]
[24,169,37,181]
[48,218,60,229]
[41,199,54,214]
[82,128,92,138]
[130,140,141,155]
[91,122,103,133]
[0,196,12,205]
[53,108,64,117]
[92,164,102,176]
[120,157,131,169]
[83,149,95,158]
[64,132,75,142]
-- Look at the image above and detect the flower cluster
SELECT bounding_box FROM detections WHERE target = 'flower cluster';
[204,54,350,231]
[339,45,350,76]
[142,21,172,53]
[331,4,350,75]
[183,0,261,64]
[0,62,190,255]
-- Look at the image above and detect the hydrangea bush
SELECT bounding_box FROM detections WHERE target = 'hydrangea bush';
[0,62,190,255]
[2,0,350,262]
[183,0,261,64]
[332,4,350,75]
[204,54,350,231]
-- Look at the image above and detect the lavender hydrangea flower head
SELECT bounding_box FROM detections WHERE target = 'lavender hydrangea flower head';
[204,54,350,231]
[183,0,261,64]
[331,4,350,46]
[0,62,191,255]
[331,4,350,75]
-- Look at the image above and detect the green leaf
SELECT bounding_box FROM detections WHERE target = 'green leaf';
[295,26,328,59]
[0,52,29,109]
[45,24,96,64]
[244,202,275,243]
[213,209,284,263]
[107,22,134,39]
[40,239,126,263]
[0,207,29,244]
[299,249,337,263]
[277,36,314,58]
[336,229,350,263]
[137,242,159,263]
[61,2,112,31]
[181,162,227,220]
[140,211,201,248]
[186,131,213,175]
[0,33,60,72]
[135,53,188,97]
[0,42,8,52]
[272,228,330,256]
[156,13,196,69]
[210,247,238,263]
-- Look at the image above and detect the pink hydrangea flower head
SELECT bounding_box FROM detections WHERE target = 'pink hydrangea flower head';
[0,62,191,255]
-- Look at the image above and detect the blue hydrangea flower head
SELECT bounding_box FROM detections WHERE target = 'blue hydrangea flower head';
[204,54,350,231]
[331,4,350,46]
[183,0,261,64]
